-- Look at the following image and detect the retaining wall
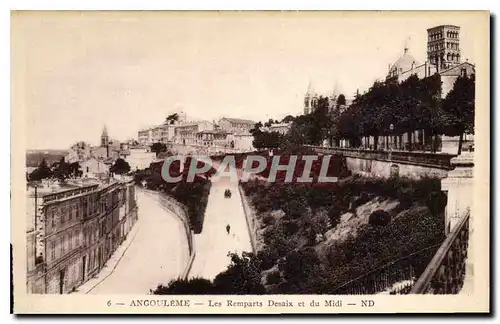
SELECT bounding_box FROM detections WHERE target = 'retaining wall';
[238,185,262,254]
[155,192,196,280]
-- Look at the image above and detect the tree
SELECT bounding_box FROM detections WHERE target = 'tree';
[52,157,72,182]
[166,113,179,125]
[152,277,214,294]
[281,115,295,124]
[150,142,167,157]
[69,162,83,178]
[110,158,131,175]
[212,252,266,294]
[252,130,282,150]
[336,94,346,107]
[250,121,263,134]
[28,159,52,181]
[417,74,443,152]
[441,74,475,155]
[264,118,275,127]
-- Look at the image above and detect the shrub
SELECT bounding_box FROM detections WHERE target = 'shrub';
[258,247,280,271]
[282,220,299,237]
[152,277,214,294]
[368,210,391,226]
[426,191,448,216]
[266,271,282,285]
[262,215,276,226]
[352,192,371,209]
[213,252,266,295]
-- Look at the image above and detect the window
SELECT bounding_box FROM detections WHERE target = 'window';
[461,68,467,77]
[51,209,56,228]
[74,231,79,247]
[68,206,72,220]
[72,266,77,284]
[60,236,65,255]
[61,206,66,224]
[50,241,55,261]
[68,232,73,250]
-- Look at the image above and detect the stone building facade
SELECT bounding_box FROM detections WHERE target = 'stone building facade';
[218,117,256,133]
[26,178,138,294]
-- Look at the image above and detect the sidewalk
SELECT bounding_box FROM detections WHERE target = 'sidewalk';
[71,220,141,294]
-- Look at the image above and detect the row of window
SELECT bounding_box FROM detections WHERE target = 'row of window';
[428,30,459,41]
[429,43,459,51]
[48,230,81,263]
[429,53,460,65]
[47,191,123,231]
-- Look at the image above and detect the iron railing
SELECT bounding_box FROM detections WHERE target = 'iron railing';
[411,210,470,294]
[330,244,441,295]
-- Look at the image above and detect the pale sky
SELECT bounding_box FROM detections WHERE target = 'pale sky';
[12,11,483,149]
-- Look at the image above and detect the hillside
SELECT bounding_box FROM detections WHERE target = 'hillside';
[240,175,446,294]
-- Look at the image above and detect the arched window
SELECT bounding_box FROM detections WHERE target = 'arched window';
[447,53,451,61]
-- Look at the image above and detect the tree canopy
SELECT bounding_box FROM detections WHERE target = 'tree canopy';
[110,158,131,175]
[441,74,475,154]
[150,142,167,157]
[29,158,82,181]
[166,113,179,125]
[249,73,474,154]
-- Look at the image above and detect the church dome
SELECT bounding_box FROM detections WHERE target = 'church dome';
[389,48,420,76]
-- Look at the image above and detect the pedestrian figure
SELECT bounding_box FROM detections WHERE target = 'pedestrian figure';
[226,224,231,234]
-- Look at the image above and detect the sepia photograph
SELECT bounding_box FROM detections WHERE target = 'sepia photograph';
[11,10,490,314]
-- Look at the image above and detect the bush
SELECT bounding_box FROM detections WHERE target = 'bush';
[213,252,266,295]
[352,192,371,209]
[258,247,280,271]
[152,277,214,294]
[368,210,391,226]
[282,220,299,237]
[426,191,448,216]
[266,271,282,285]
[262,215,276,226]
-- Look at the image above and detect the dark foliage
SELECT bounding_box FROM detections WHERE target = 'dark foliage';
[152,277,213,295]
[110,158,131,175]
[368,210,391,226]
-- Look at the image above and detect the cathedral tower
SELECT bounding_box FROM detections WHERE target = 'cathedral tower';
[427,25,461,71]
[101,125,109,147]
[304,80,318,115]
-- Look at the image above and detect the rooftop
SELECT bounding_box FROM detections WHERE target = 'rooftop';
[427,25,460,31]
[220,117,256,125]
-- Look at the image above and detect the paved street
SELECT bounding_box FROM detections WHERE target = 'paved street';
[87,189,189,294]
[189,165,253,280]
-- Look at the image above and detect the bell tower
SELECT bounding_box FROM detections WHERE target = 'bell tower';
[101,125,109,147]
[304,80,318,115]
[427,25,461,71]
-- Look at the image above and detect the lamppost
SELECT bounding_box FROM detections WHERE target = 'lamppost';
[389,124,394,161]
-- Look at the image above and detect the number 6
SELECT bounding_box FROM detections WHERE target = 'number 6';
[107,300,111,307]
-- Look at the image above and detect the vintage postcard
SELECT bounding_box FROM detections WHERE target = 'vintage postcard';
[11,11,490,314]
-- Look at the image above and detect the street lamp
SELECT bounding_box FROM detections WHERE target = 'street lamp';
[389,124,394,161]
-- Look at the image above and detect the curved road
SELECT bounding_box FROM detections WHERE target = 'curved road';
[88,190,189,294]
[189,164,253,280]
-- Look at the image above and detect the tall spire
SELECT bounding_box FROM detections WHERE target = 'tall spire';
[101,124,108,138]
[404,36,411,54]
[332,81,341,97]
[306,79,316,96]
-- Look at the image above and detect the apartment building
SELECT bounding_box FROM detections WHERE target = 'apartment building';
[26,177,138,294]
